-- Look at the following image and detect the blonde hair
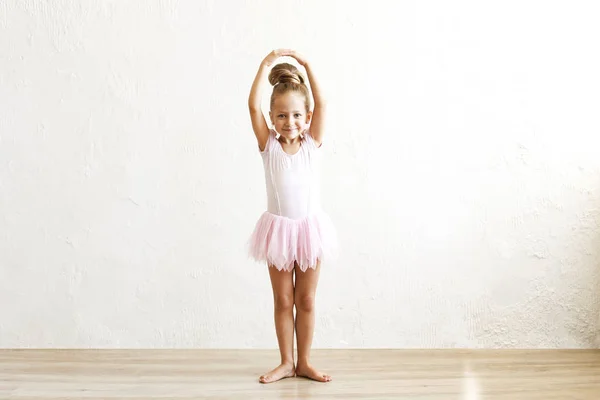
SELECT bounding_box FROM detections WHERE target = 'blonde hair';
[269,63,312,112]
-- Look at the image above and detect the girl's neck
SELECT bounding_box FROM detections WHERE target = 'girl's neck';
[277,135,301,145]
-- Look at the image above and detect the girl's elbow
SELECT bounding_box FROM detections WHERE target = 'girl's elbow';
[315,99,328,110]
[248,100,261,112]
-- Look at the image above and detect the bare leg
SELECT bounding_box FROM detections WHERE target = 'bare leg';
[259,265,296,383]
[294,260,331,382]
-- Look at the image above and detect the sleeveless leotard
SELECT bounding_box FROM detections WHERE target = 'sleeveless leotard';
[248,129,337,272]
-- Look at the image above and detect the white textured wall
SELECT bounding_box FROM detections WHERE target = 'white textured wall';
[1,0,599,349]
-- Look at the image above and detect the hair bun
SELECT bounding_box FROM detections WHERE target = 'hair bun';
[268,63,305,86]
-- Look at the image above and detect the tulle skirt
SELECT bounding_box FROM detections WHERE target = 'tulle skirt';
[248,211,338,272]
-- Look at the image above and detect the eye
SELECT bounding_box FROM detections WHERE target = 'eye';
[278,114,284,118]
[294,113,301,118]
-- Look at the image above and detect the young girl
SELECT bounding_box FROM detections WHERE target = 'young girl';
[248,49,337,383]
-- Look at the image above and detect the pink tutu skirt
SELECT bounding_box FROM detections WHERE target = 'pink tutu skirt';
[249,211,338,272]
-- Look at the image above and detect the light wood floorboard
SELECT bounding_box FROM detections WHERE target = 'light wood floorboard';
[1,349,599,399]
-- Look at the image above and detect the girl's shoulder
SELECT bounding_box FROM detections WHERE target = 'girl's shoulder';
[259,129,278,154]
[303,130,323,151]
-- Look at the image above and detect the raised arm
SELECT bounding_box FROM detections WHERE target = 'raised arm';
[248,50,287,151]
[286,51,327,147]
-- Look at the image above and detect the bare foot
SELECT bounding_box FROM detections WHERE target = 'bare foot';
[259,363,296,384]
[295,363,332,382]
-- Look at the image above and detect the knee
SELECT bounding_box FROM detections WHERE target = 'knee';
[295,294,315,313]
[274,294,294,312]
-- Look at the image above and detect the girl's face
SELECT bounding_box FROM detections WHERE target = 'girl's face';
[270,92,312,140]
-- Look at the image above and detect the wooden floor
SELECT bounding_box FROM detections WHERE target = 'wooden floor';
[1,349,599,399]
